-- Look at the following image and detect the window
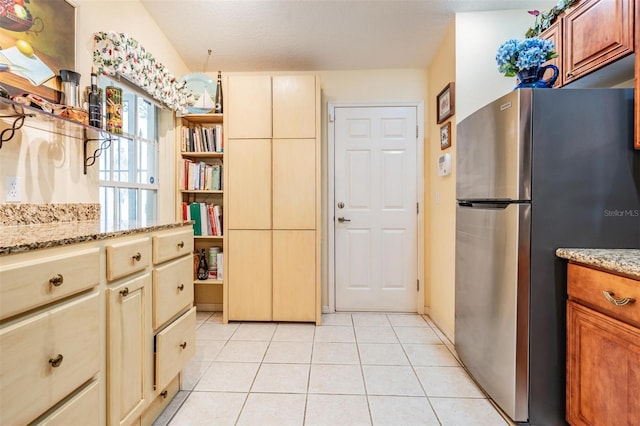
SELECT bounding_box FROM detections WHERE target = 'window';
[99,80,159,228]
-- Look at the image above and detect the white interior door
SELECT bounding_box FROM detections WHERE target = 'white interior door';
[334,106,418,312]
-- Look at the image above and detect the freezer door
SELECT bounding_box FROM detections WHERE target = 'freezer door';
[456,90,531,201]
[455,202,530,422]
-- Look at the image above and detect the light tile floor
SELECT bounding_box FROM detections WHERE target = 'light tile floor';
[153,312,512,426]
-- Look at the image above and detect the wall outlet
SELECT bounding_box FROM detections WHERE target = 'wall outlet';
[6,176,22,202]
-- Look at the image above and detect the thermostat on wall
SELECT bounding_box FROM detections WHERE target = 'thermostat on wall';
[437,153,452,176]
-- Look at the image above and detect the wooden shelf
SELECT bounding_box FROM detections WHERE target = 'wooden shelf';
[194,279,223,285]
[181,151,224,158]
[180,190,223,194]
[179,113,223,124]
[194,235,223,240]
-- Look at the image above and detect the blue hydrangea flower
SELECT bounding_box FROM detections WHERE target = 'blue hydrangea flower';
[495,37,557,77]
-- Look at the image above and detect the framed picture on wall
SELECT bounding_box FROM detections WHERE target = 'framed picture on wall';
[0,0,76,102]
[436,82,455,124]
[440,121,451,150]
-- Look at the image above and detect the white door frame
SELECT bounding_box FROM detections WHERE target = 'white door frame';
[327,101,425,314]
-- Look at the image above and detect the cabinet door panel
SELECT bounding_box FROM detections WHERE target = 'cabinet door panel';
[563,0,633,82]
[567,301,640,425]
[227,75,272,138]
[273,230,315,322]
[107,275,150,426]
[155,307,196,391]
[273,75,316,138]
[228,230,272,321]
[272,139,316,229]
[227,139,272,229]
[539,21,563,87]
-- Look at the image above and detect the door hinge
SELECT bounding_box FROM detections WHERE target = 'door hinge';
[417,279,419,291]
[329,109,335,122]
[416,125,419,138]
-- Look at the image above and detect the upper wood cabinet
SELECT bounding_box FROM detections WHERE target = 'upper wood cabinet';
[227,75,272,138]
[273,75,317,138]
[540,20,563,87]
[562,0,634,83]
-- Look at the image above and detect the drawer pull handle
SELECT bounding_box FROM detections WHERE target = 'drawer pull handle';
[132,252,142,262]
[49,354,63,368]
[177,241,185,248]
[603,291,635,306]
[180,341,187,349]
[120,287,130,297]
[177,284,185,292]
[160,390,168,398]
[49,274,64,287]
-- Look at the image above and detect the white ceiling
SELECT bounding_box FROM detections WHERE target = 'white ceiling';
[141,0,555,72]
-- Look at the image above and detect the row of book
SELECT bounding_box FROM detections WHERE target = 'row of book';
[180,160,222,191]
[181,124,223,153]
[183,202,223,236]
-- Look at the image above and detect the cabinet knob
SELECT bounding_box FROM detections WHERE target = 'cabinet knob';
[120,287,130,297]
[602,290,635,306]
[180,341,187,349]
[177,241,185,248]
[49,354,64,368]
[160,390,168,398]
[177,284,185,292]
[49,274,64,287]
[132,252,142,262]
[566,72,573,78]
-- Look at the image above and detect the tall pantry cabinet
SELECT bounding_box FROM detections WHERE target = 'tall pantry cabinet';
[225,74,321,324]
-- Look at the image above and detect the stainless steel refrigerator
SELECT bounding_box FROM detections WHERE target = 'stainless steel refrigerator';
[455,88,640,425]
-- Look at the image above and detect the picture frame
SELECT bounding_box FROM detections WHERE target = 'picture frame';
[440,121,451,150]
[0,0,76,102]
[436,82,455,124]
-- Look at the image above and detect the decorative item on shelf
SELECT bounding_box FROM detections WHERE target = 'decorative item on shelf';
[59,69,81,107]
[105,86,122,134]
[214,70,223,114]
[197,248,209,280]
[180,73,216,114]
[525,1,579,38]
[496,37,558,90]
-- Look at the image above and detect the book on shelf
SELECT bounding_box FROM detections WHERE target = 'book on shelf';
[216,252,224,280]
[180,159,222,191]
[182,124,224,153]
[183,202,223,237]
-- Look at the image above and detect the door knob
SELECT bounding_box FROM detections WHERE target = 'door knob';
[337,217,351,223]
[337,202,345,209]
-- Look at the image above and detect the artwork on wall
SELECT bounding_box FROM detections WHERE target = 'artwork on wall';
[0,0,76,102]
[436,82,455,124]
[440,121,451,150]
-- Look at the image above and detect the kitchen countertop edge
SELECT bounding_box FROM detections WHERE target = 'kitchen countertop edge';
[0,220,194,256]
[556,248,640,280]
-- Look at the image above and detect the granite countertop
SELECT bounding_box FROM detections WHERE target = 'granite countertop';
[556,248,640,279]
[0,219,193,256]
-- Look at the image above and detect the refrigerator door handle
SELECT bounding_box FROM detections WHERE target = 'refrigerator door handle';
[458,201,512,210]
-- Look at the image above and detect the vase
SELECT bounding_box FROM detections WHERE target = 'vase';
[515,64,559,89]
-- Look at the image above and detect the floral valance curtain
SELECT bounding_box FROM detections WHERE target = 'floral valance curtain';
[92,31,188,114]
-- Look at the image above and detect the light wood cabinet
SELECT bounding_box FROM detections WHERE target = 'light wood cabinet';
[0,292,100,426]
[566,263,640,425]
[36,379,101,426]
[106,237,151,282]
[227,138,272,229]
[106,274,152,426]
[228,230,272,321]
[152,256,193,329]
[563,0,634,83]
[227,75,272,138]
[273,75,317,138]
[272,138,317,230]
[155,306,196,391]
[225,74,321,323]
[273,230,316,322]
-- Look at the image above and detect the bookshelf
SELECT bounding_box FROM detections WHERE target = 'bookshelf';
[176,112,225,310]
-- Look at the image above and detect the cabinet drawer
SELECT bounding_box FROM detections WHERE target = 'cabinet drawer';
[153,256,193,329]
[36,379,100,426]
[155,306,196,391]
[152,228,194,264]
[106,237,150,281]
[567,263,640,327]
[140,376,179,426]
[0,247,100,320]
[0,292,100,425]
